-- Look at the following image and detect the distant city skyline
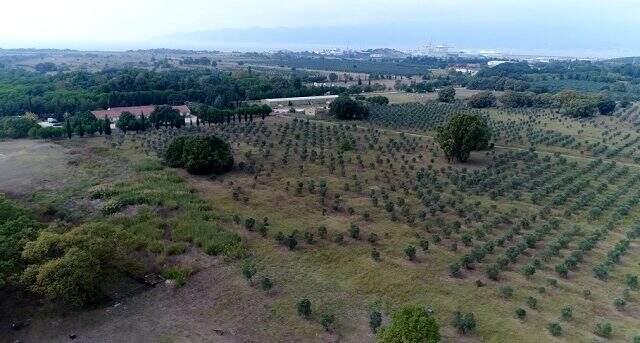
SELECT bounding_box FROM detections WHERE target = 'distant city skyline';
[1,0,639,58]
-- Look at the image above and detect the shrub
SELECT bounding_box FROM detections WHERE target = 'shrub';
[548,322,562,337]
[21,223,139,307]
[297,298,312,318]
[526,296,538,309]
[320,313,335,332]
[318,226,328,239]
[515,308,526,320]
[261,277,273,290]
[452,311,476,334]
[371,248,381,261]
[161,266,191,287]
[613,297,626,310]
[241,260,257,281]
[486,264,500,281]
[349,223,360,239]
[369,310,383,333]
[164,135,234,175]
[595,321,612,338]
[368,233,379,244]
[449,262,461,277]
[0,116,38,139]
[560,306,573,321]
[499,285,514,299]
[377,306,440,343]
[405,245,417,261]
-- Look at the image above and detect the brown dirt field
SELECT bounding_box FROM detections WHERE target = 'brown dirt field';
[0,139,71,199]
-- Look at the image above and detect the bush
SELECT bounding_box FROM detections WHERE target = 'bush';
[369,310,382,333]
[0,116,38,139]
[405,245,417,261]
[613,297,626,310]
[366,96,389,105]
[548,322,562,337]
[526,296,538,309]
[595,321,612,338]
[499,285,514,299]
[0,196,40,288]
[164,135,234,174]
[261,277,273,290]
[377,306,440,343]
[21,223,140,306]
[161,266,191,287]
[560,306,573,321]
[452,311,476,334]
[297,298,312,318]
[515,308,526,320]
[320,313,335,331]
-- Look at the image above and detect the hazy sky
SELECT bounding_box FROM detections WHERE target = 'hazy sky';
[1,0,639,57]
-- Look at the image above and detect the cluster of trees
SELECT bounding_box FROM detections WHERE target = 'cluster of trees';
[329,95,370,120]
[0,68,359,117]
[0,196,41,288]
[164,135,234,174]
[196,104,272,125]
[494,90,617,117]
[180,57,215,66]
[0,116,39,138]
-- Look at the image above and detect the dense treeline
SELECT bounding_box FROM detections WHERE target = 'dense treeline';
[0,68,351,118]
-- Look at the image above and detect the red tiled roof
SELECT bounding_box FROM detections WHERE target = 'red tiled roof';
[91,105,190,119]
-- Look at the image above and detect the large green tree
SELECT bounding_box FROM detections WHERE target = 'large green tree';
[377,306,440,343]
[437,86,456,103]
[436,113,492,163]
[329,95,369,120]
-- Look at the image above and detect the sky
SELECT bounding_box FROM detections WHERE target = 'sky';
[1,0,640,57]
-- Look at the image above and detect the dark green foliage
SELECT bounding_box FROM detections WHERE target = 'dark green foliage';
[486,264,500,281]
[438,86,456,103]
[377,306,440,343]
[116,111,139,132]
[366,96,389,105]
[261,277,273,290]
[613,297,626,310]
[329,95,369,120]
[297,298,312,318]
[0,116,38,139]
[320,313,335,332]
[435,113,492,163]
[452,311,476,334]
[594,321,612,338]
[0,196,40,288]
[20,223,140,306]
[369,311,382,333]
[515,308,526,320]
[405,245,417,261]
[164,135,234,175]
[371,248,381,261]
[526,296,538,309]
[499,285,514,299]
[548,322,562,337]
[467,91,496,108]
[241,260,257,280]
[349,223,360,239]
[560,306,573,321]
